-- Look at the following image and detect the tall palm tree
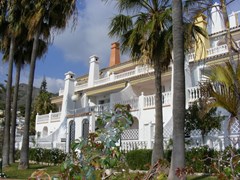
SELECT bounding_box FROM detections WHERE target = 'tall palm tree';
[107,0,206,165]
[19,0,77,169]
[108,0,172,164]
[8,37,48,164]
[168,0,185,179]
[0,0,23,167]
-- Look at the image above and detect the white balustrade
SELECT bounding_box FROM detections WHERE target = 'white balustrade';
[137,66,154,74]
[187,86,201,102]
[115,69,136,80]
[144,95,156,108]
[75,83,88,91]
[37,114,49,124]
[50,112,61,122]
[94,76,110,86]
[121,140,147,152]
[162,91,171,106]
[207,44,228,57]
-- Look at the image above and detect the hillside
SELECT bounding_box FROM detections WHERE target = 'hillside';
[0,83,41,109]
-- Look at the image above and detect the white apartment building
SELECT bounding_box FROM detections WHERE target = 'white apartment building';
[34,4,240,152]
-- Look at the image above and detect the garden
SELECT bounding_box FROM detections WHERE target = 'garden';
[1,104,239,179]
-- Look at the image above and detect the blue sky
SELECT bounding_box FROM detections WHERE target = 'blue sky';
[0,0,121,92]
[0,0,240,93]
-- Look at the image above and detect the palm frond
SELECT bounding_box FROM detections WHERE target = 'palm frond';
[109,14,133,37]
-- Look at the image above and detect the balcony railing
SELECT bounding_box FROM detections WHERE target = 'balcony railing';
[36,112,61,124]
[75,66,154,91]
[39,86,205,124]
[187,86,201,102]
[50,112,61,122]
[188,40,240,62]
[75,41,240,92]
[144,91,172,109]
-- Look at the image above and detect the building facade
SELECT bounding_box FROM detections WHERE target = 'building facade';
[34,4,240,152]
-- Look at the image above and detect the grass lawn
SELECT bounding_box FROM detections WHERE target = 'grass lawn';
[2,164,217,180]
[3,163,61,179]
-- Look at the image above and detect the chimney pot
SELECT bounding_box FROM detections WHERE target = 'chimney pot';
[109,42,120,67]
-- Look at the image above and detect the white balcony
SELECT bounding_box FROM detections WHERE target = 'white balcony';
[36,112,61,124]
[188,39,240,62]
[75,66,154,92]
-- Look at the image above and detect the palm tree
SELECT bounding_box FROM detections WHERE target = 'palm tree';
[19,0,77,169]
[202,61,240,147]
[168,0,185,179]
[204,62,240,121]
[108,0,172,164]
[9,37,48,164]
[0,0,23,167]
[107,0,206,165]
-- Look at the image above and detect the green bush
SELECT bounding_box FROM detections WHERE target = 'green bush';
[164,149,172,162]
[126,149,152,170]
[15,148,66,165]
[185,146,217,173]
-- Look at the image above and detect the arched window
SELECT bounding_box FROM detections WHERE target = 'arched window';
[82,119,89,139]
[69,120,75,150]
[42,126,48,137]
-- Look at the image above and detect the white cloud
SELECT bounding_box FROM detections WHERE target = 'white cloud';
[20,69,64,93]
[53,0,129,68]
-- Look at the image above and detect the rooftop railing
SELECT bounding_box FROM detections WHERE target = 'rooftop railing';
[74,66,154,92]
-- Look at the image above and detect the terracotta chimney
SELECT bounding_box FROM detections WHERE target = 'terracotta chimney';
[109,42,120,67]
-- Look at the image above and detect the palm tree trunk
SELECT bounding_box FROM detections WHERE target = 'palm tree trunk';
[168,0,185,179]
[151,61,164,165]
[9,59,22,164]
[18,25,41,170]
[2,36,15,167]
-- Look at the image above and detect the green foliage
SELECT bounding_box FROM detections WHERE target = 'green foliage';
[185,146,217,173]
[125,149,152,170]
[213,147,240,179]
[203,61,240,118]
[61,104,133,179]
[30,79,57,135]
[15,148,66,165]
[185,98,223,140]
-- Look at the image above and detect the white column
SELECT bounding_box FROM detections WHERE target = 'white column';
[89,112,96,132]
[60,71,75,121]
[147,122,153,149]
[48,110,52,123]
[88,55,99,87]
[138,92,144,141]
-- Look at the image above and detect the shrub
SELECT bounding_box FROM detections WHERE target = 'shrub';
[185,146,217,173]
[126,149,152,170]
[15,148,66,165]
